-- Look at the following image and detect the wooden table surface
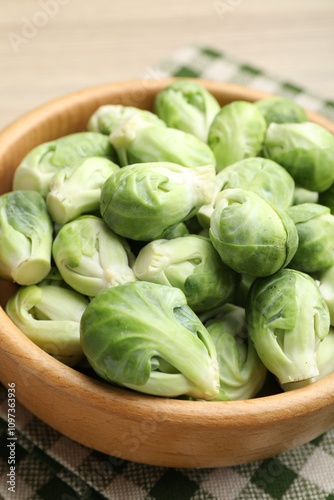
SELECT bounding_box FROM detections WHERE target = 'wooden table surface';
[1,0,333,131]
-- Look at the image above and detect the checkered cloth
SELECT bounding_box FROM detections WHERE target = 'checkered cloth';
[1,46,334,500]
[142,45,334,122]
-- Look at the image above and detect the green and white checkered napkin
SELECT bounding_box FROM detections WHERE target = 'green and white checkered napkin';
[1,46,334,500]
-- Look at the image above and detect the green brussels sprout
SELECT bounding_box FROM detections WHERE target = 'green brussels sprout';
[154,79,220,142]
[159,222,189,239]
[87,104,166,135]
[216,158,295,210]
[109,114,216,168]
[100,162,216,241]
[133,235,237,313]
[263,122,334,192]
[6,284,89,366]
[233,274,256,308]
[315,327,334,381]
[286,203,334,273]
[80,281,220,399]
[0,190,53,285]
[246,268,330,389]
[318,182,334,214]
[202,304,267,400]
[13,132,116,196]
[38,266,67,287]
[184,215,204,235]
[198,157,295,229]
[255,96,308,125]
[207,101,267,171]
[209,188,298,277]
[293,186,319,205]
[319,265,334,326]
[52,215,135,297]
[46,157,120,225]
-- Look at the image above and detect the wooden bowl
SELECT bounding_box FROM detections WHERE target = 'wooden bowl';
[0,79,333,468]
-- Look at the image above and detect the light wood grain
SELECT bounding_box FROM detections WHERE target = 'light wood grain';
[0,79,333,468]
[1,0,334,130]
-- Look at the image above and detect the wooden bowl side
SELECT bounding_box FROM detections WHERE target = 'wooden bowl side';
[0,79,334,468]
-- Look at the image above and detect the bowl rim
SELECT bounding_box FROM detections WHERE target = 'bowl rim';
[0,78,334,467]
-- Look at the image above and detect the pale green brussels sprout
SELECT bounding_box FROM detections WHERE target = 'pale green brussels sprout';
[198,157,295,228]
[133,235,237,313]
[263,122,334,192]
[246,268,330,390]
[255,96,308,125]
[13,132,116,196]
[318,182,334,214]
[154,79,220,142]
[46,157,120,225]
[109,114,216,167]
[100,162,216,241]
[80,281,220,399]
[87,104,166,135]
[6,284,89,366]
[0,191,53,285]
[209,188,298,277]
[52,215,136,297]
[293,186,319,205]
[315,327,334,380]
[207,101,267,171]
[286,203,334,273]
[319,265,334,326]
[202,304,267,400]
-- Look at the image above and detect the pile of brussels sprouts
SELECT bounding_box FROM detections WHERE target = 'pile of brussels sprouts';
[1,79,334,401]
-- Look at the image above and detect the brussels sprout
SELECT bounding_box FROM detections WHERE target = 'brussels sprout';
[233,273,256,308]
[319,265,334,326]
[109,114,216,168]
[293,186,319,205]
[100,162,216,241]
[198,157,295,229]
[286,203,334,273]
[184,215,204,235]
[13,132,116,196]
[209,188,298,277]
[87,104,166,135]
[6,284,89,366]
[80,281,220,399]
[246,269,330,389]
[202,304,267,400]
[0,190,53,285]
[315,327,334,380]
[46,157,120,225]
[52,215,135,297]
[154,79,220,142]
[263,122,334,192]
[318,182,334,214]
[159,222,189,240]
[216,158,295,210]
[255,96,308,125]
[207,101,267,171]
[133,235,237,313]
[39,266,67,287]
